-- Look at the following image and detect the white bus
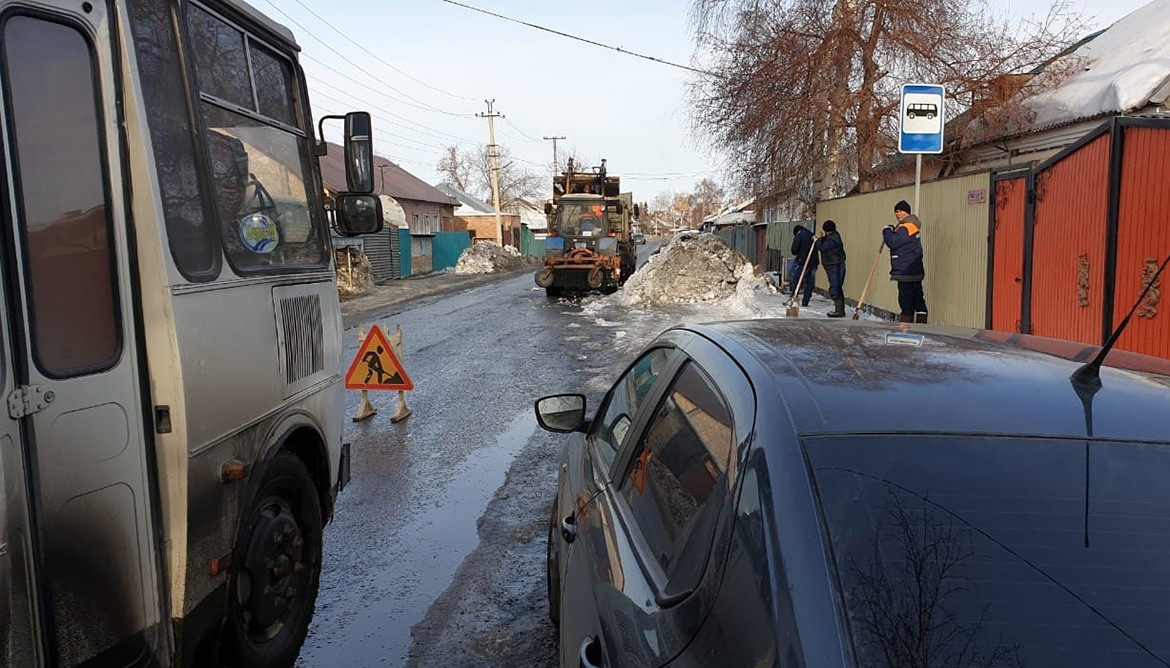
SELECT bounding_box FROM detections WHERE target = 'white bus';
[0,0,382,665]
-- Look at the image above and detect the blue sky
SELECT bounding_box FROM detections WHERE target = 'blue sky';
[259,0,1155,201]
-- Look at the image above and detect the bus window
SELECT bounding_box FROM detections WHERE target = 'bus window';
[187,3,327,273]
[128,0,221,280]
[3,15,121,377]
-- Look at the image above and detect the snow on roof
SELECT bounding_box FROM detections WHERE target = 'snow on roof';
[1025,0,1170,129]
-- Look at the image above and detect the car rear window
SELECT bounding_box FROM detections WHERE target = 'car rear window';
[805,434,1170,667]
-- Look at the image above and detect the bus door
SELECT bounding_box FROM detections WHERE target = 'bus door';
[0,6,165,666]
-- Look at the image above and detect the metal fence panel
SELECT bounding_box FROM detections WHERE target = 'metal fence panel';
[817,173,991,327]
[432,231,471,272]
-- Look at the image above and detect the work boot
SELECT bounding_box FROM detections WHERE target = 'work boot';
[897,313,914,323]
[828,299,846,318]
[915,312,928,324]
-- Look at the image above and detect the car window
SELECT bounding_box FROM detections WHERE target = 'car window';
[590,347,671,472]
[806,434,1170,667]
[617,361,734,598]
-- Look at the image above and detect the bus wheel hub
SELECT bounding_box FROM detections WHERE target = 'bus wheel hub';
[240,500,305,637]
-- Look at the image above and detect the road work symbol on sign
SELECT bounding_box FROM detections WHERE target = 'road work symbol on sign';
[345,325,413,391]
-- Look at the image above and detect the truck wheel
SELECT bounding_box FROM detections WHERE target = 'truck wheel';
[225,451,322,668]
[586,268,603,290]
[546,497,561,626]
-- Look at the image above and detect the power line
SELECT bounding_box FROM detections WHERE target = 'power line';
[304,72,481,144]
[259,0,476,117]
[502,117,541,142]
[308,82,474,149]
[438,0,714,77]
[281,0,481,103]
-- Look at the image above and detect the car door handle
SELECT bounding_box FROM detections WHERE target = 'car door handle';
[579,636,603,668]
[561,514,578,544]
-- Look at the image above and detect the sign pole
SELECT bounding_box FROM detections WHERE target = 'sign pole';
[914,154,922,215]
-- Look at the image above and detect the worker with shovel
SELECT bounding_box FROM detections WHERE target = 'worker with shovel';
[884,200,928,323]
[819,220,847,317]
[790,224,819,307]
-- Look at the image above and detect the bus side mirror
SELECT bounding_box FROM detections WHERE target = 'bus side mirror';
[344,112,374,194]
[544,202,553,215]
[633,204,641,219]
[334,194,383,236]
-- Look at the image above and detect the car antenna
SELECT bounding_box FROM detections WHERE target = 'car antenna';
[1070,252,1170,391]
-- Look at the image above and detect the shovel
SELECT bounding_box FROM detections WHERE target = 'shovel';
[785,238,819,318]
[852,242,885,320]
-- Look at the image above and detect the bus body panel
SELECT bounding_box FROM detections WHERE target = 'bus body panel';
[0,1,168,664]
[1,0,351,662]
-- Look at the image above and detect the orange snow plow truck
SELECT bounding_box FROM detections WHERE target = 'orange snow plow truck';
[535,158,639,297]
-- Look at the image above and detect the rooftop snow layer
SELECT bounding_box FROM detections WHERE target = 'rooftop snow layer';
[1026,0,1170,129]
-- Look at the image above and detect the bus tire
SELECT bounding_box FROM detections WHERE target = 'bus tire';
[225,451,322,668]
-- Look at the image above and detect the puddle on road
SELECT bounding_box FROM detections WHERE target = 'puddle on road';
[299,409,537,668]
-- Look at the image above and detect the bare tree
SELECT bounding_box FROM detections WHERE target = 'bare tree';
[692,177,726,221]
[439,144,544,212]
[473,144,544,213]
[436,145,473,192]
[689,0,1087,210]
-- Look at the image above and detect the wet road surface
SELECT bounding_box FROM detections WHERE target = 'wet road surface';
[297,243,776,667]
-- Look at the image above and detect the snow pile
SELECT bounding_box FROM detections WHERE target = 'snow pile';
[454,241,527,274]
[334,246,374,296]
[610,234,776,307]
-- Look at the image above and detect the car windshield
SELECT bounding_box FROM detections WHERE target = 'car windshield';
[805,434,1170,667]
[557,202,609,237]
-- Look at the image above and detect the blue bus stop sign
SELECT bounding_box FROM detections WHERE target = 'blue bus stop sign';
[899,83,945,154]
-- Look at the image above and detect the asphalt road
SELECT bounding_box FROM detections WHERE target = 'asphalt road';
[296,242,705,668]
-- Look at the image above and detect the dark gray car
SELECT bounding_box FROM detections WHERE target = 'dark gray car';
[537,319,1170,667]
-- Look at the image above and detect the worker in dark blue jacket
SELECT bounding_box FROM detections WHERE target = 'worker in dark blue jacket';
[790,224,819,307]
[883,200,927,323]
[819,220,847,317]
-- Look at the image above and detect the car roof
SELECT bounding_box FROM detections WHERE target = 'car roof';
[682,319,1170,442]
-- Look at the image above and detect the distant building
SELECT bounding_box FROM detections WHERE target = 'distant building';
[433,182,521,246]
[319,144,456,277]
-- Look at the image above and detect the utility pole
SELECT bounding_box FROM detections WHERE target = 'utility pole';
[543,135,565,177]
[478,100,504,244]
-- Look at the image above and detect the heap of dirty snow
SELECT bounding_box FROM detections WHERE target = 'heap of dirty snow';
[334,246,374,296]
[610,234,775,307]
[454,241,527,274]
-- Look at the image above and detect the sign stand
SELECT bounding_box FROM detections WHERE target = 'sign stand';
[351,326,377,422]
[387,324,412,423]
[345,324,414,422]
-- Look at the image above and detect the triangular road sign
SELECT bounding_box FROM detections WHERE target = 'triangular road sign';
[345,325,414,391]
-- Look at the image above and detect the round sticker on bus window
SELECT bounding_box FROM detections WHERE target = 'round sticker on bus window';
[239,213,279,253]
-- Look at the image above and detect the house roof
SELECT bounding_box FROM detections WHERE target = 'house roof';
[434,182,495,215]
[319,143,457,207]
[1012,0,1170,132]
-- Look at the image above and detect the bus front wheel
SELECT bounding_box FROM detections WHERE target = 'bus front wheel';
[225,451,323,667]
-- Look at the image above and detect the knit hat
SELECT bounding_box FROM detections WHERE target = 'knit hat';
[822,220,837,232]
[894,200,911,214]
[793,224,806,234]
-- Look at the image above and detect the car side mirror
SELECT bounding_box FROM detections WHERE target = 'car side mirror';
[344,111,374,194]
[334,194,383,236]
[535,394,587,433]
